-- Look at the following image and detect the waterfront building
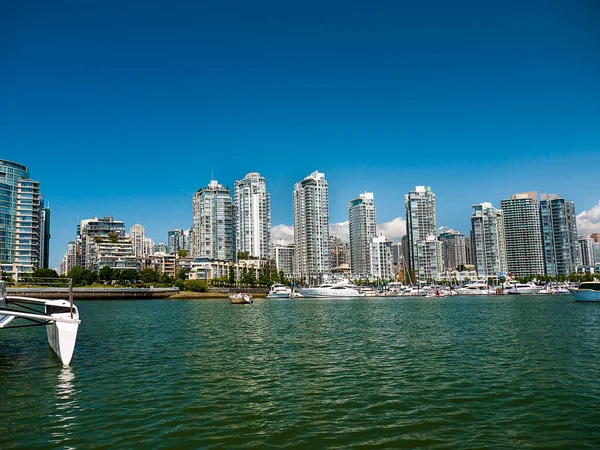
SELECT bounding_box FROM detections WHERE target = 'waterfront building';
[404,186,441,281]
[155,242,168,253]
[392,242,402,266]
[540,194,579,277]
[129,224,146,258]
[140,252,177,278]
[329,235,350,270]
[271,240,295,279]
[233,172,271,260]
[144,237,155,256]
[192,180,234,261]
[464,237,474,265]
[579,236,596,267]
[75,216,137,271]
[439,229,467,271]
[348,192,377,277]
[168,228,190,254]
[370,235,394,280]
[293,171,330,284]
[0,160,49,280]
[60,241,77,276]
[501,192,544,278]
[470,202,507,278]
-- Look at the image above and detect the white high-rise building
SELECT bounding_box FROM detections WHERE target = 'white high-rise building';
[470,202,507,278]
[129,224,146,258]
[370,235,394,280]
[404,186,441,281]
[192,180,234,261]
[293,171,330,284]
[348,192,377,276]
[501,192,544,277]
[233,172,271,260]
[271,240,295,279]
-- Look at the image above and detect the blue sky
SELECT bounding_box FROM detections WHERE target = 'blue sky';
[2,0,599,268]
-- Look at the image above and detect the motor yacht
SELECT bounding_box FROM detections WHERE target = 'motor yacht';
[297,281,362,298]
[266,283,292,299]
[506,282,541,295]
[453,282,494,295]
[568,282,600,302]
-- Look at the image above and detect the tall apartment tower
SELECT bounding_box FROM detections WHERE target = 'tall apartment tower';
[129,224,146,258]
[233,172,271,260]
[370,235,394,280]
[470,202,507,278]
[578,236,597,267]
[0,160,49,280]
[501,192,544,277]
[540,194,579,277]
[329,235,350,269]
[271,240,295,279]
[348,192,377,276]
[404,186,441,281]
[438,229,467,271]
[293,171,330,284]
[192,180,234,261]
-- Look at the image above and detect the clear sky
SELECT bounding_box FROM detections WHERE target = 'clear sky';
[2,0,599,269]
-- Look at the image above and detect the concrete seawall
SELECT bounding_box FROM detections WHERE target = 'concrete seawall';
[7,287,179,300]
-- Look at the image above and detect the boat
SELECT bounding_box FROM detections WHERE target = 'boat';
[229,292,253,304]
[0,281,80,366]
[266,283,292,299]
[453,282,494,295]
[568,282,600,302]
[506,282,542,295]
[356,286,379,297]
[297,281,362,298]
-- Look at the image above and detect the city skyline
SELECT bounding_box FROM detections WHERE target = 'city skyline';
[2,1,599,268]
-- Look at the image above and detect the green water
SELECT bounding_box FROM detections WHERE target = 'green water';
[2,296,600,448]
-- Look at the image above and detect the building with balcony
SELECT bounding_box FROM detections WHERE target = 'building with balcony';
[540,193,579,277]
[348,192,377,277]
[233,172,271,260]
[470,202,507,278]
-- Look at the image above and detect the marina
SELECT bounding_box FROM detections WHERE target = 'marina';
[1,295,599,448]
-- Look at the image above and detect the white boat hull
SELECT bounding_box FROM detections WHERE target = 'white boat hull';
[297,289,362,298]
[45,301,80,366]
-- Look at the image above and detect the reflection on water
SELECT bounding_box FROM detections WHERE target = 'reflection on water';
[51,366,78,446]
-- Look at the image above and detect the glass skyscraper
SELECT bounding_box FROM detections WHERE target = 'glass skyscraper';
[540,194,579,277]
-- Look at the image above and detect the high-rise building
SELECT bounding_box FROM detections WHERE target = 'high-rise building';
[192,180,234,261]
[129,224,146,258]
[578,236,596,267]
[540,194,579,277]
[60,241,77,276]
[501,192,544,277]
[0,160,49,280]
[370,235,394,280]
[233,172,271,259]
[329,235,350,269]
[293,171,330,284]
[76,217,134,271]
[348,192,377,276]
[470,202,507,278]
[438,229,467,271]
[404,186,441,281]
[271,240,295,279]
[464,237,474,265]
[168,229,184,254]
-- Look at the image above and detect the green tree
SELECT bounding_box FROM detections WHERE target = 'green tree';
[140,268,160,283]
[242,267,256,286]
[120,269,139,283]
[32,268,59,278]
[177,249,188,258]
[228,266,235,285]
[183,280,207,292]
[108,232,119,243]
[83,270,98,285]
[237,251,250,260]
[159,273,173,284]
[67,266,86,285]
[176,268,188,281]
[99,266,114,282]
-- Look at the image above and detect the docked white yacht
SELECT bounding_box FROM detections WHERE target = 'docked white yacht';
[266,283,292,299]
[506,282,542,295]
[0,281,80,366]
[453,282,494,295]
[297,281,362,298]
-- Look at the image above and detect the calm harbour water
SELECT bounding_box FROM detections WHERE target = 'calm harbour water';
[2,295,600,449]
